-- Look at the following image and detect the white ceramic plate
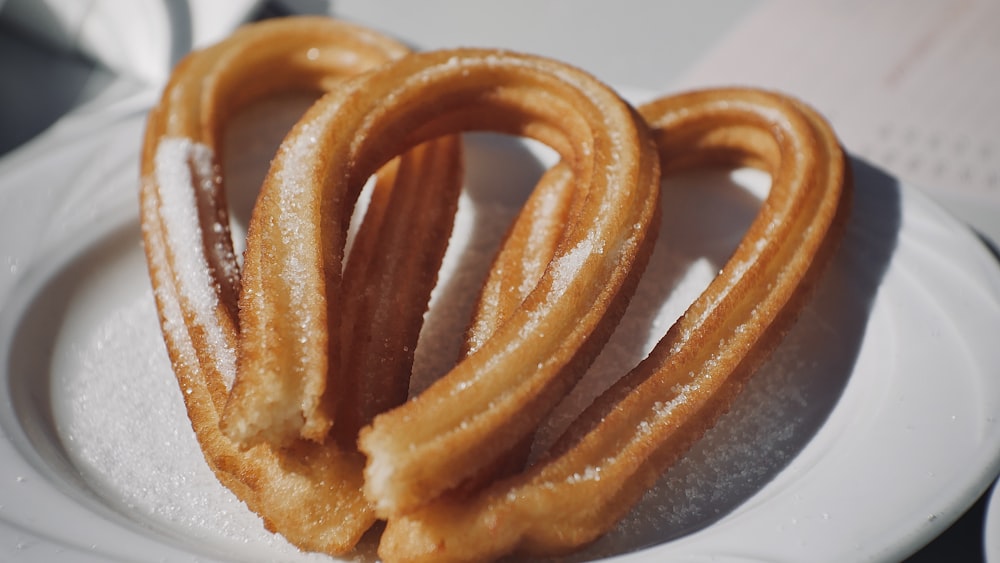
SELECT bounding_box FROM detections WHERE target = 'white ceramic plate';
[2,90,1000,563]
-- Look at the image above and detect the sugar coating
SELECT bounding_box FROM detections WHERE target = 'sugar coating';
[154,138,237,387]
[275,115,325,309]
[548,237,593,298]
[518,184,568,291]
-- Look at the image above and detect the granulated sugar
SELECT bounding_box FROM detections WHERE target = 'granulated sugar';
[56,281,319,560]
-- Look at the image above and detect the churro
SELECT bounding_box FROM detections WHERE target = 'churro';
[345,49,661,516]
[139,16,461,553]
[377,88,851,562]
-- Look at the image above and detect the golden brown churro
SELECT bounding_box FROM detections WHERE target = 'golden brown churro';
[234,46,660,515]
[376,88,851,562]
[139,16,461,553]
[340,50,661,517]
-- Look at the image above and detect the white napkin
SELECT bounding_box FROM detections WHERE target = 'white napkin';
[1,0,260,84]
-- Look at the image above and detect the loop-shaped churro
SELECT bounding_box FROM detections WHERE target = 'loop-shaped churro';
[142,16,852,562]
[139,16,463,553]
[377,88,851,562]
[232,47,661,515]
